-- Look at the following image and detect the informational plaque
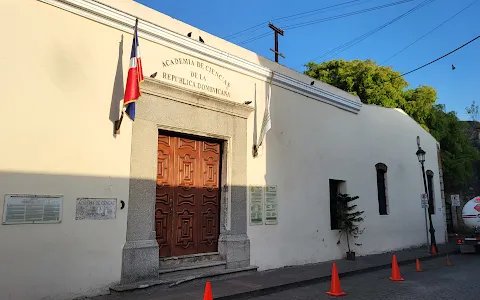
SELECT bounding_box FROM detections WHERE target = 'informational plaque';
[2,194,63,224]
[451,194,460,207]
[420,193,429,208]
[76,198,117,220]
[265,185,278,225]
[249,186,264,225]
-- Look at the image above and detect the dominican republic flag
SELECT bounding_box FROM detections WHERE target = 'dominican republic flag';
[123,18,144,121]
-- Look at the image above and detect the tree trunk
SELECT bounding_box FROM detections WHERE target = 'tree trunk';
[346,232,351,252]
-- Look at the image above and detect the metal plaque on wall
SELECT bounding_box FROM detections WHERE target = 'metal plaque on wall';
[265,185,278,225]
[75,198,117,220]
[249,186,264,225]
[2,194,63,225]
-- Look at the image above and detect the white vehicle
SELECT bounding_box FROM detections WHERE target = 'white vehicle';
[457,196,480,253]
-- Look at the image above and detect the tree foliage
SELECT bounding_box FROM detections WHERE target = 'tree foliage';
[465,100,479,123]
[305,59,479,193]
[426,104,479,191]
[334,193,364,252]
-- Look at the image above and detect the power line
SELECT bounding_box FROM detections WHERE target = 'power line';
[399,35,480,77]
[301,0,436,67]
[237,0,415,45]
[223,0,365,40]
[274,0,373,25]
[238,32,273,46]
[283,0,413,30]
[237,0,412,45]
[381,0,480,64]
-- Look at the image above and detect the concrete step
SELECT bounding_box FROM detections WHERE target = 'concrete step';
[160,252,222,268]
[159,260,227,281]
[165,265,258,288]
[111,265,259,292]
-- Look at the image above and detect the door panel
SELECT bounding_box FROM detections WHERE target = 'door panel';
[156,134,221,257]
[198,141,220,253]
[172,137,199,256]
[156,135,174,257]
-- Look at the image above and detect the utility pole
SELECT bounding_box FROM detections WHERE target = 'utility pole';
[268,22,285,63]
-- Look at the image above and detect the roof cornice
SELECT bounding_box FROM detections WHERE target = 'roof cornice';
[38,0,362,113]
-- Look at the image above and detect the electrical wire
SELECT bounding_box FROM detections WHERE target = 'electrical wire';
[283,0,413,30]
[237,0,415,45]
[223,0,365,40]
[302,0,436,67]
[381,0,480,64]
[399,35,480,77]
[274,0,373,25]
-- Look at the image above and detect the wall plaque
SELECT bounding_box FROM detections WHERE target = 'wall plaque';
[265,185,278,225]
[2,194,63,224]
[249,186,264,225]
[76,198,117,220]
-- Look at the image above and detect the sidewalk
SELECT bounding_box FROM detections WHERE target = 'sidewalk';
[89,243,458,300]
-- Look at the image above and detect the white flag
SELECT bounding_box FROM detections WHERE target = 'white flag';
[257,83,271,148]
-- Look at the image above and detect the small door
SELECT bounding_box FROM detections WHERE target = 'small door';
[155,133,221,257]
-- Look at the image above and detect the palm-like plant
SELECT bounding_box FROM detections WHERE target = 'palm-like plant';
[335,193,365,253]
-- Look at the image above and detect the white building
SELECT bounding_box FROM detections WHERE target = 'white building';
[0,0,447,299]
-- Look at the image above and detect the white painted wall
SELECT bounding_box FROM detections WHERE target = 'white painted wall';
[247,86,446,270]
[0,1,132,299]
[1,0,446,298]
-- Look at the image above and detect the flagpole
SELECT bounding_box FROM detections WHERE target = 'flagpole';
[252,83,258,157]
[114,18,138,135]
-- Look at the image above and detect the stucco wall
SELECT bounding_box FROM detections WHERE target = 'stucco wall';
[246,88,446,270]
[0,0,446,298]
[0,1,133,299]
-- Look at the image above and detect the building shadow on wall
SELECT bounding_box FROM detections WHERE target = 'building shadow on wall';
[0,170,246,259]
[0,170,252,299]
[109,34,124,137]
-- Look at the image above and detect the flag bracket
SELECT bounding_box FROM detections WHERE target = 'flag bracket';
[114,113,124,135]
[252,144,258,158]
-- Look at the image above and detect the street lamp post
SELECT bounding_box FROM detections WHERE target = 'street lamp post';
[416,136,438,254]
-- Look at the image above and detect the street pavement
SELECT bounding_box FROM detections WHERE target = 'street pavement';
[86,244,459,300]
[248,254,480,300]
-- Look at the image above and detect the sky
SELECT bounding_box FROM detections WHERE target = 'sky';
[137,0,480,120]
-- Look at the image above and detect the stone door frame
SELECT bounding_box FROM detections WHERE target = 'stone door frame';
[121,78,253,284]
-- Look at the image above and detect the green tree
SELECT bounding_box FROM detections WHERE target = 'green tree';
[465,100,479,122]
[334,193,364,254]
[403,85,437,131]
[305,59,479,193]
[426,104,479,191]
[305,59,408,108]
[305,59,436,130]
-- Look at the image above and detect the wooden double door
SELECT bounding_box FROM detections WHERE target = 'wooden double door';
[155,133,221,257]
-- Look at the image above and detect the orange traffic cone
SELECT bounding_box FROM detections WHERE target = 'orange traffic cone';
[204,281,213,300]
[326,263,347,296]
[446,254,454,267]
[430,245,437,256]
[389,255,404,281]
[415,258,423,272]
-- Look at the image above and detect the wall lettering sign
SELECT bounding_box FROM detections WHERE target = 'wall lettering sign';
[75,198,117,220]
[160,56,231,98]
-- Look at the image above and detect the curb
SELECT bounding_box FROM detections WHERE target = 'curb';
[216,250,460,300]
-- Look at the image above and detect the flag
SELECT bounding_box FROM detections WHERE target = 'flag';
[123,19,144,121]
[257,81,272,148]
